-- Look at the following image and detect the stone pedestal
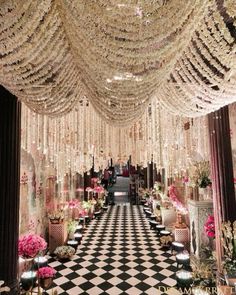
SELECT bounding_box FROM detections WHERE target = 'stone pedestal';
[188,199,213,257]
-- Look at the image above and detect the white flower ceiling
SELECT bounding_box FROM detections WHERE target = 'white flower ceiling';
[0,0,236,125]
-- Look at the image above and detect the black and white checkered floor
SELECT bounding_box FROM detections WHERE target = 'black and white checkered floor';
[47,204,181,294]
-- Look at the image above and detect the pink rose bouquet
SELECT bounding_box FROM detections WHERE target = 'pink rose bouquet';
[18,234,47,258]
[37,266,56,279]
[204,215,215,238]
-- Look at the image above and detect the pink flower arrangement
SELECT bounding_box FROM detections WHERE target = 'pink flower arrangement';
[182,176,189,184]
[37,266,56,279]
[86,187,93,192]
[168,185,188,214]
[68,199,79,209]
[18,234,47,258]
[93,186,104,193]
[204,215,215,238]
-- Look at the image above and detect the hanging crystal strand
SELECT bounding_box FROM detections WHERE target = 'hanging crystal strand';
[152,100,157,167]
[156,102,162,170]
[143,112,147,167]
[76,107,79,156]
[36,113,40,151]
[204,117,209,160]
[26,107,29,152]
[75,108,79,174]
[78,105,82,173]
[86,104,90,171]
[148,107,152,164]
[80,103,85,171]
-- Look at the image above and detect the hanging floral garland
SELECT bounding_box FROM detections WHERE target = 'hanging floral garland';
[0,1,235,124]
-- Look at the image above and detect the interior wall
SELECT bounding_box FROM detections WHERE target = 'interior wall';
[19,147,84,237]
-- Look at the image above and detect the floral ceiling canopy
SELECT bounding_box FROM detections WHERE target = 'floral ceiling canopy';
[0,0,236,125]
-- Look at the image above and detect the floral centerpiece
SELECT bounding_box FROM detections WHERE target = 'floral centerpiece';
[18,234,47,258]
[37,266,56,291]
[192,161,212,188]
[202,215,216,260]
[54,245,75,259]
[168,185,188,214]
[221,221,236,275]
[82,200,92,211]
[37,266,56,279]
[48,210,64,223]
[68,199,80,209]
[154,181,162,193]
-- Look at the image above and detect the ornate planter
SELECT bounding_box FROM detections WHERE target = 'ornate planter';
[39,277,53,290]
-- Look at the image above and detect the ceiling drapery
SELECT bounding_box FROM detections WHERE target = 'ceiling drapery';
[0,0,236,125]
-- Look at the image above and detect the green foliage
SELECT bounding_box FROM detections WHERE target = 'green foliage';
[67,220,77,233]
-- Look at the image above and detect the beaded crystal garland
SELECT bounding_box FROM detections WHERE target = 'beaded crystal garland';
[21,101,209,179]
[0,1,236,124]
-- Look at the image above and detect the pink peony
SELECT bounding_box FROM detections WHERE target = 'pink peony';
[94,186,104,193]
[37,266,56,278]
[204,215,215,238]
[68,199,79,209]
[207,231,215,238]
[18,234,47,258]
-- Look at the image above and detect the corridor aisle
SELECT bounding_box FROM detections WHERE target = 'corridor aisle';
[108,176,130,203]
[48,204,179,294]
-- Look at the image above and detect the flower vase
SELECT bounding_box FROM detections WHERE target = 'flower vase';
[39,277,53,293]
[50,218,61,224]
[19,257,34,278]
[198,187,207,201]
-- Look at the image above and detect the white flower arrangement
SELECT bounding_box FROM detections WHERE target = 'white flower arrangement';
[54,246,75,259]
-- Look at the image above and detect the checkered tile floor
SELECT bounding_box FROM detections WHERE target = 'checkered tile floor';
[46,204,180,294]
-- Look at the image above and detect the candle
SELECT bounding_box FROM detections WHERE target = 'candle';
[176,270,193,288]
[33,256,48,268]
[67,240,78,245]
[176,253,189,260]
[172,241,185,254]
[176,252,190,268]
[21,271,37,279]
[21,271,37,291]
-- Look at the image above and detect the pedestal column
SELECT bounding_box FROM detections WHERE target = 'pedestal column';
[0,86,21,293]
